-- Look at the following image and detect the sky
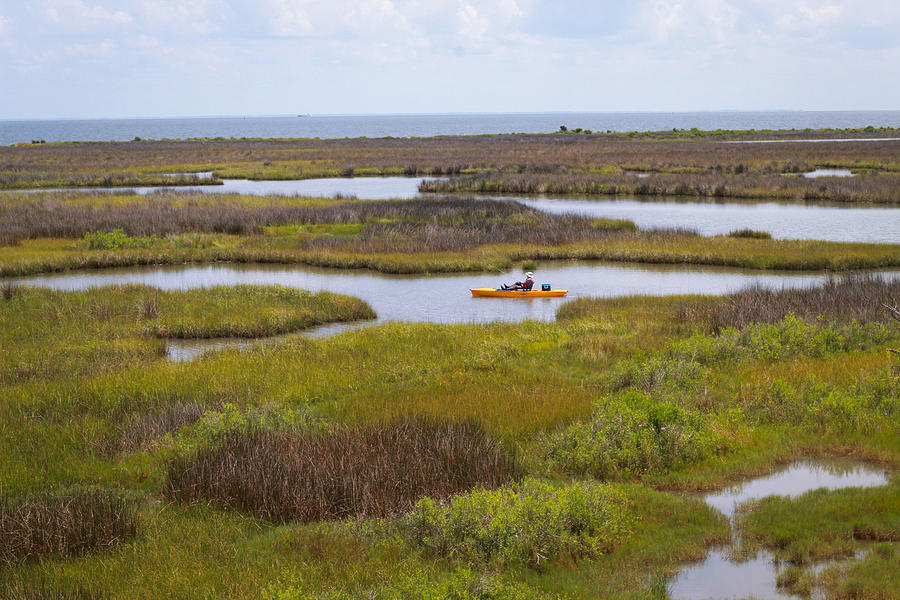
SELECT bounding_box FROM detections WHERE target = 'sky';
[0,0,898,119]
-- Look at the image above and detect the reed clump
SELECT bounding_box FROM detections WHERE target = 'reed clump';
[115,401,207,452]
[295,197,643,253]
[420,171,900,203]
[0,490,137,563]
[678,275,900,330]
[0,193,339,246]
[164,417,519,522]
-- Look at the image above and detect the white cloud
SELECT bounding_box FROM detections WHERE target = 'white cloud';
[457,3,489,41]
[260,0,314,36]
[775,2,843,31]
[66,39,117,57]
[134,0,221,35]
[43,0,132,31]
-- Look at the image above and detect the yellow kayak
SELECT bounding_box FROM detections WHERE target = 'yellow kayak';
[471,288,568,298]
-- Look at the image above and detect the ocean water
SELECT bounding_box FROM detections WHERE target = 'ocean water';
[3,111,900,145]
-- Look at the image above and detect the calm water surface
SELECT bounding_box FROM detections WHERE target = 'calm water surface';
[514,196,900,243]
[17,261,897,328]
[802,168,854,178]
[669,460,891,600]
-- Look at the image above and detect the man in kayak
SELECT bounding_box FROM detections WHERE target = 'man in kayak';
[501,271,535,291]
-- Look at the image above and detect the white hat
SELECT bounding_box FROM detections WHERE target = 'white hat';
[525,272,534,277]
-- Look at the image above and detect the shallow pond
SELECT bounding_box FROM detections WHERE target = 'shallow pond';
[668,460,891,600]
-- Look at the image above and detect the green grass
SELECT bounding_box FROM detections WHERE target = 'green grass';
[735,482,900,564]
[0,278,898,598]
[2,229,898,278]
[0,284,374,384]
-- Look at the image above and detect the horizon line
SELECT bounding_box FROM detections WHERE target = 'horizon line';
[8,108,900,122]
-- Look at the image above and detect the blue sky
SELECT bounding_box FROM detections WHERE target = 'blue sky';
[1,0,898,119]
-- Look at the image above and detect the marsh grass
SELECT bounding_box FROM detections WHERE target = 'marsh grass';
[164,417,519,522]
[0,193,347,246]
[4,133,900,193]
[115,401,207,452]
[0,285,374,383]
[0,490,137,564]
[294,197,642,253]
[735,482,900,565]
[817,543,900,600]
[0,586,105,600]
[727,228,772,239]
[676,275,900,330]
[420,171,900,203]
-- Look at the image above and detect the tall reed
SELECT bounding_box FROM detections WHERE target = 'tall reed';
[164,417,519,522]
[0,491,137,563]
[677,275,900,329]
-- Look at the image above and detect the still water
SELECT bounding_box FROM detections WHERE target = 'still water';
[669,460,891,600]
[16,261,897,328]
[19,175,898,244]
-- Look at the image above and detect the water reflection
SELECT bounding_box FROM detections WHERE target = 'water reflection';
[668,460,890,600]
[703,460,890,520]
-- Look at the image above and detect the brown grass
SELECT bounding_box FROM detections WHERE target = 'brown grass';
[3,135,899,192]
[115,402,207,452]
[164,417,519,523]
[0,195,643,251]
[0,491,137,564]
[420,171,900,203]
[677,275,900,329]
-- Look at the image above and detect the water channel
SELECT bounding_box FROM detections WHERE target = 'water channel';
[14,176,897,244]
[668,459,891,600]
[14,261,900,360]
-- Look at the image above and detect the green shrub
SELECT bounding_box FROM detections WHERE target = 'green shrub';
[745,373,898,432]
[539,392,721,479]
[617,315,896,391]
[84,229,160,250]
[399,478,634,569]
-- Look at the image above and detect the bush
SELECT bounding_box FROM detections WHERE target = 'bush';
[399,478,633,569]
[164,417,518,522]
[84,229,159,250]
[539,391,721,479]
[0,490,138,563]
